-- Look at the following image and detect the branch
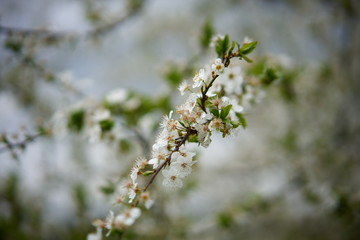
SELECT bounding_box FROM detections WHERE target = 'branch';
[143,128,192,192]
[0,132,43,155]
[11,50,87,97]
[129,127,151,159]
[0,0,143,40]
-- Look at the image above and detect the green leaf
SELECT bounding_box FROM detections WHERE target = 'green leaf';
[5,39,23,53]
[238,51,253,63]
[196,98,202,108]
[215,34,230,58]
[217,212,233,228]
[188,134,198,143]
[178,121,186,128]
[164,64,183,88]
[231,121,240,128]
[236,113,247,129]
[73,184,87,216]
[143,170,155,176]
[223,34,230,51]
[209,108,220,118]
[118,139,132,153]
[100,180,115,195]
[200,19,214,48]
[67,109,85,133]
[228,41,236,54]
[261,68,278,85]
[240,41,258,55]
[99,119,114,132]
[220,104,232,120]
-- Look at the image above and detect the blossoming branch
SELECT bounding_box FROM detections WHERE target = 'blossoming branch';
[86,34,277,239]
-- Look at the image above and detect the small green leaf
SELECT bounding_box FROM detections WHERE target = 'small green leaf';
[240,41,258,55]
[261,68,278,85]
[220,105,232,120]
[5,39,23,53]
[238,52,253,63]
[188,134,198,143]
[217,212,233,228]
[231,121,240,128]
[99,119,114,132]
[223,34,230,51]
[164,64,183,88]
[210,108,220,118]
[119,139,132,153]
[196,98,202,108]
[228,41,236,54]
[100,180,115,195]
[236,113,247,129]
[200,19,214,48]
[215,34,230,58]
[178,121,186,128]
[143,170,155,176]
[67,109,85,133]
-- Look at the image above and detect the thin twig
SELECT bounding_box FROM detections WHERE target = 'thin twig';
[0,1,143,40]
[143,128,192,192]
[130,127,151,159]
[0,132,43,154]
[13,50,87,97]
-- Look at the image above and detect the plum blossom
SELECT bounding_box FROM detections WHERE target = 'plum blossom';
[211,58,225,74]
[162,167,184,189]
[105,88,128,104]
[140,192,154,209]
[178,80,191,95]
[114,208,141,229]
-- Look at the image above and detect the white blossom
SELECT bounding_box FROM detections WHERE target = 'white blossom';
[128,183,137,203]
[209,34,225,47]
[192,68,207,88]
[211,58,225,74]
[140,192,154,209]
[87,230,102,240]
[105,211,115,236]
[178,80,191,95]
[93,109,111,122]
[149,133,170,169]
[105,88,128,104]
[171,151,196,178]
[130,166,140,185]
[130,157,148,185]
[57,70,73,85]
[88,219,104,240]
[123,97,141,110]
[162,167,183,189]
[114,208,141,228]
[216,66,243,95]
[195,123,211,147]
[242,36,253,44]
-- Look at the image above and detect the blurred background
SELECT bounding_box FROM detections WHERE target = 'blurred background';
[0,0,359,239]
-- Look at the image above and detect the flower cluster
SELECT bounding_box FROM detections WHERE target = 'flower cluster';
[87,35,268,239]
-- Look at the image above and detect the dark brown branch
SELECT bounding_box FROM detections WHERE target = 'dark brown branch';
[199,52,240,113]
[142,128,192,192]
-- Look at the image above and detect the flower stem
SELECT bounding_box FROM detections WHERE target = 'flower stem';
[143,128,192,192]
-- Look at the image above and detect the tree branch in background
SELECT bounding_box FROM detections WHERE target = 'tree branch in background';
[0,0,144,41]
